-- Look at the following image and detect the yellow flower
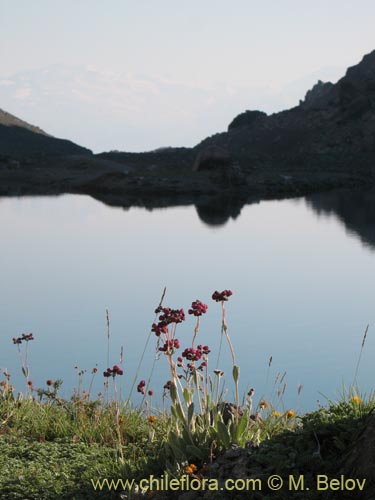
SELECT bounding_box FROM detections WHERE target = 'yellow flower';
[259,400,268,410]
[351,396,361,404]
[147,415,157,423]
[286,410,295,419]
[185,463,197,474]
[272,411,282,417]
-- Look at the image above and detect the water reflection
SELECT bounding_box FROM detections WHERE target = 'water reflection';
[304,189,375,251]
[193,188,375,249]
[0,190,374,411]
[195,196,245,226]
[90,187,375,247]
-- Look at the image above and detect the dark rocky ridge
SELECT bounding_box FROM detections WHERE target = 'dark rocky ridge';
[1,50,375,219]
[0,108,92,157]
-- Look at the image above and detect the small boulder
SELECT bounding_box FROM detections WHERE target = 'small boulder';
[192,146,231,172]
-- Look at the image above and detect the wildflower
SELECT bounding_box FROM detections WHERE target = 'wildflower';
[182,347,202,362]
[185,464,198,474]
[152,307,185,337]
[46,379,54,386]
[147,415,157,423]
[197,344,210,355]
[118,416,125,424]
[112,365,123,375]
[151,322,168,337]
[92,367,98,374]
[177,356,184,367]
[212,290,233,302]
[351,396,361,404]
[188,300,208,317]
[259,400,268,410]
[286,410,295,419]
[158,338,180,354]
[214,369,224,377]
[103,365,123,378]
[12,333,34,344]
[272,411,282,417]
[27,380,33,387]
[137,380,146,394]
[148,390,154,396]
[163,380,172,390]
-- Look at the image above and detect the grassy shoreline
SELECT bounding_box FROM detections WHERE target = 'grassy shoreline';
[1,382,373,499]
[1,293,372,499]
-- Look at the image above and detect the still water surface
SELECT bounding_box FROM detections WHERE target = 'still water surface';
[1,191,374,411]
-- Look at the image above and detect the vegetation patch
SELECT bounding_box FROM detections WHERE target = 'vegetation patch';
[1,290,372,499]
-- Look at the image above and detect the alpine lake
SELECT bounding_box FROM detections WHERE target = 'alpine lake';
[1,188,374,412]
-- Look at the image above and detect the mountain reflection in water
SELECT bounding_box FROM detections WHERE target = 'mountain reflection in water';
[0,189,374,410]
[193,189,375,250]
[304,189,375,251]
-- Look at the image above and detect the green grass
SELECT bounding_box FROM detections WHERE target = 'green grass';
[0,392,373,499]
[2,294,372,499]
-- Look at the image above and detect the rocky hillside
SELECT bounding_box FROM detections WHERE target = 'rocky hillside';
[0,108,92,157]
[195,50,375,174]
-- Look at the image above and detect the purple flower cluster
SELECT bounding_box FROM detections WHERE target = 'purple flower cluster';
[182,344,210,362]
[188,300,208,317]
[198,361,208,371]
[12,333,34,344]
[182,347,202,361]
[152,307,186,337]
[212,290,233,302]
[103,365,123,378]
[137,379,146,394]
[159,338,180,353]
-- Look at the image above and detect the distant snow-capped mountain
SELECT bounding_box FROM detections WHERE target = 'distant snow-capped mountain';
[0,65,344,153]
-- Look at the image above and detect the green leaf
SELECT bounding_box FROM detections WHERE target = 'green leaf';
[217,421,231,449]
[171,406,178,420]
[169,382,177,403]
[186,445,205,460]
[183,387,193,405]
[175,402,185,423]
[235,413,248,442]
[192,369,199,389]
[188,403,195,425]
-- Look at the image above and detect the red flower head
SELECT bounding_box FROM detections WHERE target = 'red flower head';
[188,300,208,317]
[137,379,146,394]
[158,338,180,354]
[182,347,202,362]
[103,365,123,377]
[212,290,233,302]
[163,380,172,390]
[152,307,185,337]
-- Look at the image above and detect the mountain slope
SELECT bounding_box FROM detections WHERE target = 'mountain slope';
[195,50,375,175]
[0,108,92,157]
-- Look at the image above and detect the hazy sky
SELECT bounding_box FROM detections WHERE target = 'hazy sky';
[1,1,375,151]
